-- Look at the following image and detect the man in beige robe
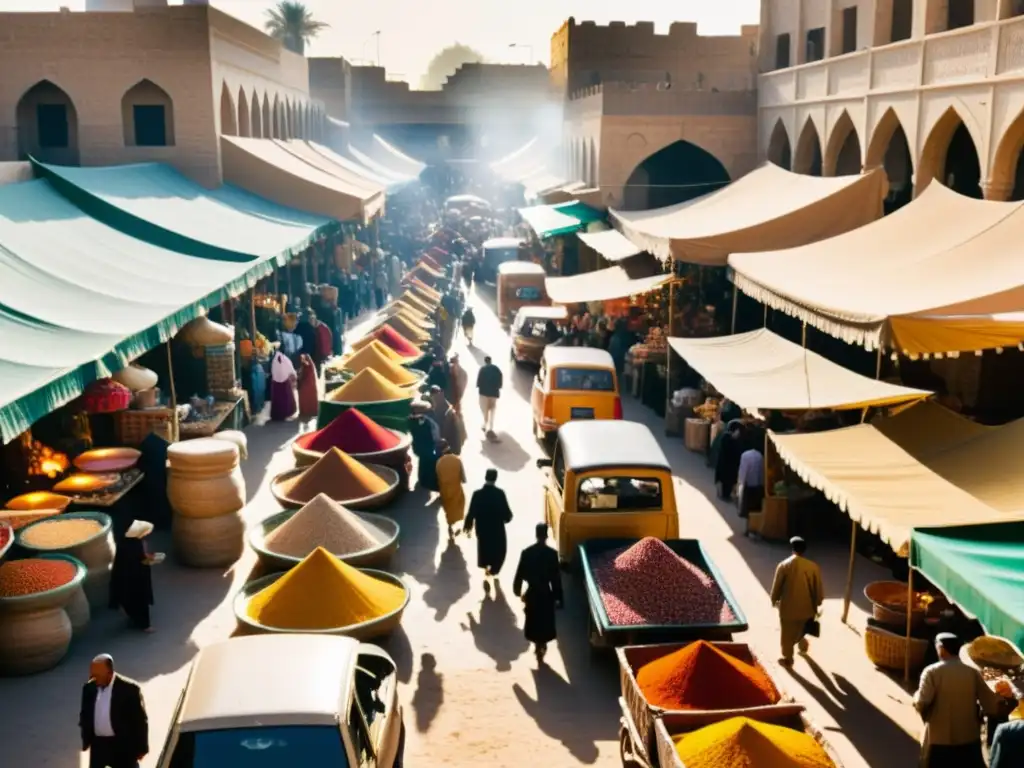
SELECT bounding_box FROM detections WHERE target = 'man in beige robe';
[913,632,1010,768]
[769,536,823,666]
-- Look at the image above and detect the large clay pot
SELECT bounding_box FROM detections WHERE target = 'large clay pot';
[65,584,91,637]
[173,511,244,568]
[0,607,72,676]
[17,513,114,609]
[167,439,245,518]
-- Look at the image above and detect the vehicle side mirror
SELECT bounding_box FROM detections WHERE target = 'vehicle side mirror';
[536,458,553,469]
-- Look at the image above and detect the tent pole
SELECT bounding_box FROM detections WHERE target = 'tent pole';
[904,568,915,683]
[273,265,279,297]
[801,322,807,349]
[286,260,293,306]
[166,341,178,442]
[875,347,883,380]
[312,242,320,284]
[763,303,768,328]
[730,283,738,334]
[841,519,857,624]
[249,287,258,348]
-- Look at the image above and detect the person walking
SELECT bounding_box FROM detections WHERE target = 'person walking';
[109,521,157,633]
[409,405,439,492]
[464,468,513,588]
[461,307,476,345]
[429,386,464,455]
[79,654,148,768]
[990,719,1024,768]
[913,632,1011,768]
[269,351,297,422]
[435,442,466,539]
[448,354,468,413]
[374,263,388,308]
[714,421,744,501]
[476,355,503,436]
[769,536,823,666]
[513,523,563,664]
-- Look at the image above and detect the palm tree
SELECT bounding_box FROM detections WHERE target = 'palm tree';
[264,1,329,55]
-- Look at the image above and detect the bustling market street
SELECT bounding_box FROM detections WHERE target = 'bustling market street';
[1,281,924,768]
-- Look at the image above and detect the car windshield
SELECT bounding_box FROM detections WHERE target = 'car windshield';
[554,367,615,391]
[180,726,349,767]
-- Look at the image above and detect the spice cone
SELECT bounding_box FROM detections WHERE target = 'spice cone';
[673,717,834,768]
[246,546,405,630]
[300,409,401,454]
[384,315,431,344]
[390,307,434,331]
[328,368,409,403]
[352,326,421,358]
[279,447,390,503]
[398,291,436,315]
[340,345,420,386]
[264,493,381,559]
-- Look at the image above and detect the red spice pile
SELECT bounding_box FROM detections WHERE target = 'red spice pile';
[0,558,77,596]
[301,410,400,454]
[372,326,420,357]
[0,525,9,550]
[636,640,780,711]
[419,253,443,272]
[593,538,736,626]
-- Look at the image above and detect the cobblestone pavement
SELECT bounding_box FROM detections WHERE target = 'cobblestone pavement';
[1,284,922,767]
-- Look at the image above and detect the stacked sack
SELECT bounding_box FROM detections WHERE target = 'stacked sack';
[167,439,246,568]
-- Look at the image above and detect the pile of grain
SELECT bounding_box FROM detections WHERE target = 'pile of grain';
[264,493,382,559]
[279,447,390,503]
[20,518,103,549]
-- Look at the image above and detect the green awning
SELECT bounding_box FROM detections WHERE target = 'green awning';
[911,523,1024,648]
[31,158,337,263]
[0,177,330,442]
[518,201,605,239]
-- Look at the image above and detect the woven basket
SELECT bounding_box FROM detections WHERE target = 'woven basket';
[204,343,238,392]
[173,511,244,568]
[864,622,929,673]
[0,606,72,676]
[18,513,114,610]
[684,418,710,453]
[65,584,91,637]
[115,408,174,446]
[864,581,928,629]
[167,466,246,519]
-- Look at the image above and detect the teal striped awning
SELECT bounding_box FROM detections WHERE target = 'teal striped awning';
[518,201,604,239]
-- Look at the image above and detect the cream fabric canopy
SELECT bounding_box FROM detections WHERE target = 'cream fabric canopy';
[545,254,669,304]
[770,402,1024,556]
[730,183,1024,355]
[669,330,931,412]
[578,229,642,262]
[610,163,886,266]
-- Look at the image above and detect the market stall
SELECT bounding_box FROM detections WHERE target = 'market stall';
[729,182,1024,356]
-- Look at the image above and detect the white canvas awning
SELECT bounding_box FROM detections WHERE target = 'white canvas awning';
[669,330,931,413]
[611,163,886,266]
[546,255,669,304]
[578,229,642,262]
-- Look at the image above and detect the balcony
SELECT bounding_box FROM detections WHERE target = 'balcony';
[759,15,1024,107]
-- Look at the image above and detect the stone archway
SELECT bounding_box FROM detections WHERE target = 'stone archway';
[219,82,237,137]
[989,105,1024,200]
[122,79,175,147]
[237,88,250,138]
[622,139,731,210]
[792,118,823,176]
[866,107,915,212]
[824,111,862,176]
[766,119,792,170]
[917,107,982,198]
[250,90,262,138]
[16,79,80,164]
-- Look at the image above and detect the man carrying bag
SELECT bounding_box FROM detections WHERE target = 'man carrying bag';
[770,536,823,666]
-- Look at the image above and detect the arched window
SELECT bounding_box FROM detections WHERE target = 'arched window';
[237,88,250,138]
[262,95,272,140]
[793,119,823,176]
[16,80,80,164]
[219,83,237,138]
[623,139,730,210]
[250,91,262,138]
[766,119,792,170]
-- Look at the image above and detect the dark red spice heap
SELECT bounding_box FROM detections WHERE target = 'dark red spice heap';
[373,326,421,357]
[593,538,736,627]
[301,410,400,454]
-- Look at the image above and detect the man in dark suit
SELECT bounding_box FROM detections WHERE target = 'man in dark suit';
[79,654,148,768]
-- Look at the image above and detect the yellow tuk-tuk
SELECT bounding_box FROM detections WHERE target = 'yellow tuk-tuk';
[536,421,679,565]
[497,261,548,328]
[510,305,568,367]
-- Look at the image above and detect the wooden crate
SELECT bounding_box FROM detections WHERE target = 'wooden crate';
[760,495,790,541]
[114,408,173,446]
[204,343,237,392]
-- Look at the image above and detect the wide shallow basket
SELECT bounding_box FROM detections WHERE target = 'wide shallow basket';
[617,642,797,762]
[0,553,87,614]
[270,464,401,511]
[233,569,410,641]
[963,635,1024,671]
[16,514,113,609]
[864,580,929,628]
[651,705,845,768]
[316,398,413,433]
[291,428,413,469]
[248,510,400,572]
[864,622,929,673]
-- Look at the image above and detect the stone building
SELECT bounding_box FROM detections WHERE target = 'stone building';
[556,19,760,210]
[758,0,1024,206]
[0,1,326,188]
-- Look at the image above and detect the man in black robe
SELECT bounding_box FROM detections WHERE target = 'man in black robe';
[109,520,155,632]
[714,421,744,501]
[513,523,563,664]
[464,468,513,585]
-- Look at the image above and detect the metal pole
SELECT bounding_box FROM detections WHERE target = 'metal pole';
[166,341,178,442]
[876,346,883,379]
[801,321,807,348]
[249,287,258,346]
[730,283,738,334]
[666,279,675,417]
[763,303,768,328]
[841,520,857,623]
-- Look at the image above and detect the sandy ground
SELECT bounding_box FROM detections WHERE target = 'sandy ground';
[0,284,925,767]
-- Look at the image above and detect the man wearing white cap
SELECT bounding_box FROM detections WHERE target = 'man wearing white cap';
[79,654,148,767]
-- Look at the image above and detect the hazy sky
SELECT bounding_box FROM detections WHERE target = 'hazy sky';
[1,1,759,86]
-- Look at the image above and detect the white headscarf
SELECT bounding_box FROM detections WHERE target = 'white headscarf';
[271,351,296,384]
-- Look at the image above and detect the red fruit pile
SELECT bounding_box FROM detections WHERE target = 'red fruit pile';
[593,538,736,627]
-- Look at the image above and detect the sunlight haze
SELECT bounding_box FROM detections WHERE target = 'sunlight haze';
[0,0,760,87]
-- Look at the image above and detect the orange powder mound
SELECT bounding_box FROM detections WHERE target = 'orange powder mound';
[399,291,436,315]
[351,327,421,358]
[355,339,406,364]
[341,345,419,386]
[279,447,390,503]
[328,368,409,403]
[673,717,834,768]
[246,547,405,630]
[386,316,431,344]
[389,300,430,324]
[390,306,433,330]
[636,640,780,711]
